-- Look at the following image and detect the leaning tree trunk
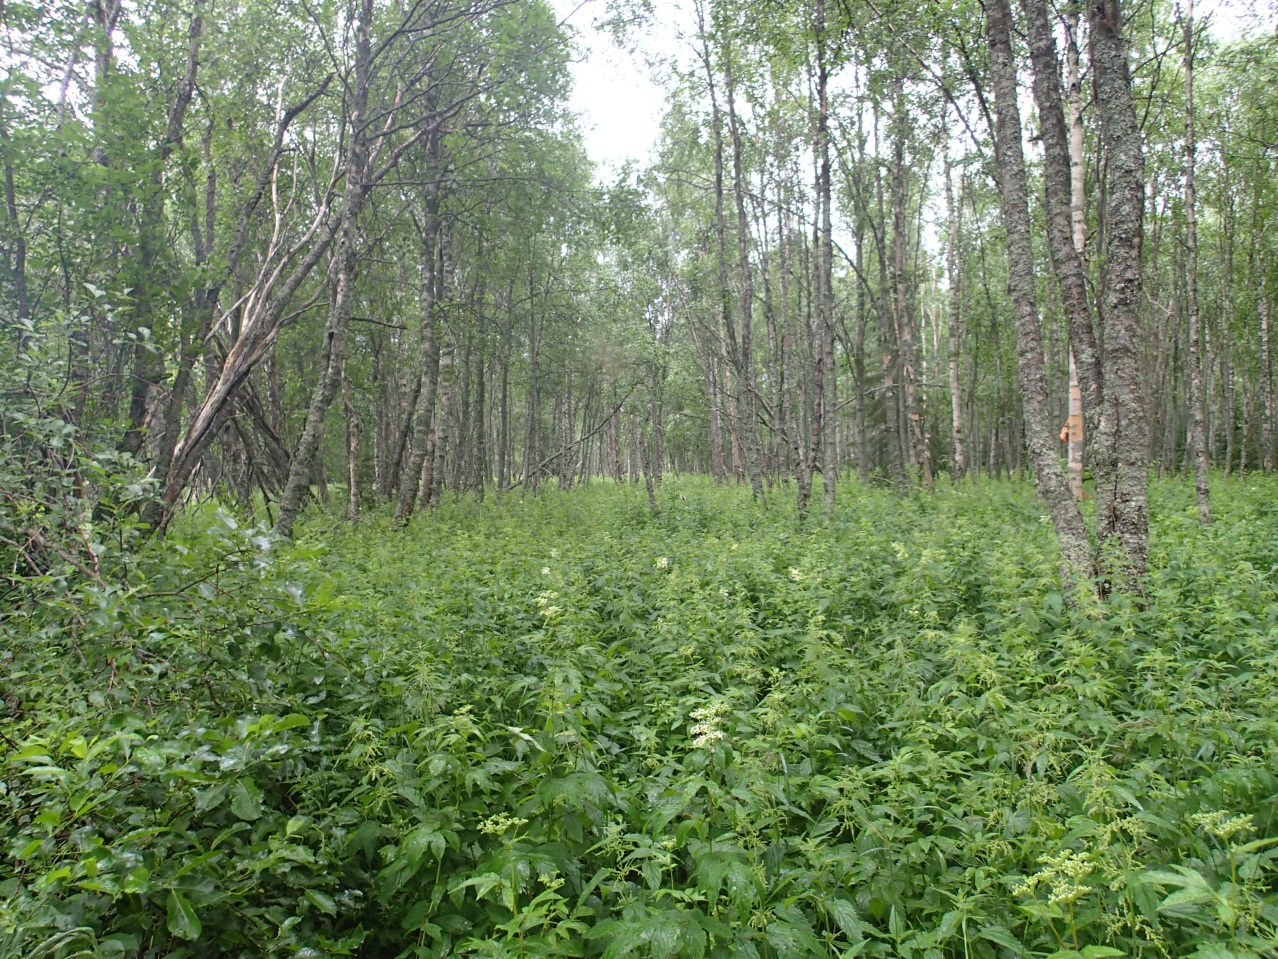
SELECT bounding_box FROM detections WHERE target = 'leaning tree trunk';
[1261,289,1275,473]
[986,0,1093,586]
[275,220,359,537]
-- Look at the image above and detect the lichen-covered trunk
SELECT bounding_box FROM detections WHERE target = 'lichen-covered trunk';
[1090,0,1151,583]
[986,0,1093,586]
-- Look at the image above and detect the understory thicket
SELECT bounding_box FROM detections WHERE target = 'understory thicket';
[3,475,1278,959]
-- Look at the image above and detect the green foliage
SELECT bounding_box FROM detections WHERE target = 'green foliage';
[0,326,150,604]
[4,476,1278,958]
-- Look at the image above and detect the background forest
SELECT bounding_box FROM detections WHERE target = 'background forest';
[2,0,1276,535]
[4,0,1278,958]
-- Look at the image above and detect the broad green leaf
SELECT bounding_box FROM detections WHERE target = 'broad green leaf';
[305,889,337,915]
[166,890,201,941]
[231,779,262,821]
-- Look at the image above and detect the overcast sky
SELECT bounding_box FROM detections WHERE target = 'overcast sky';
[552,0,673,177]
[551,0,1271,180]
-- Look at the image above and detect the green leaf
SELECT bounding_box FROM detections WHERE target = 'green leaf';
[231,779,262,821]
[451,872,504,902]
[305,889,337,915]
[271,713,312,732]
[1188,946,1240,959]
[979,925,1024,954]
[98,933,140,957]
[821,897,863,940]
[166,890,201,941]
[765,919,824,958]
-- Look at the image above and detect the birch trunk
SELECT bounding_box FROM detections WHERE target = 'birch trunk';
[1182,0,1211,520]
[816,0,838,513]
[1021,0,1101,449]
[395,188,442,522]
[1089,0,1151,582]
[986,0,1094,586]
[275,0,375,538]
[724,45,766,501]
[892,75,930,491]
[943,118,966,482]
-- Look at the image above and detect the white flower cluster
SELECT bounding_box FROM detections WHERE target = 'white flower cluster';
[534,590,561,618]
[1189,810,1254,842]
[689,702,728,749]
[656,556,670,569]
[1014,848,1094,906]
[478,813,528,836]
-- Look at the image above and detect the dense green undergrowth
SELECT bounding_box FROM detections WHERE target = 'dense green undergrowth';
[4,475,1278,959]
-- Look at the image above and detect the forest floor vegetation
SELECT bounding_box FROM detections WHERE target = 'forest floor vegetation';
[3,475,1278,959]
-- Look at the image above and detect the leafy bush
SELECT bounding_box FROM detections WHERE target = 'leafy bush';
[3,474,1278,958]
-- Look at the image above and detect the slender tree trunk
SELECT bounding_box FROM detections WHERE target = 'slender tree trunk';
[943,115,966,482]
[872,102,906,492]
[522,265,541,495]
[427,343,454,507]
[342,365,360,524]
[778,195,812,509]
[385,371,420,499]
[724,45,765,501]
[816,1,838,513]
[275,0,374,538]
[498,283,514,489]
[395,189,442,522]
[0,98,30,343]
[120,2,204,461]
[1261,289,1275,472]
[1065,5,1088,498]
[1022,0,1094,502]
[472,310,487,495]
[1181,0,1211,521]
[891,75,929,491]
